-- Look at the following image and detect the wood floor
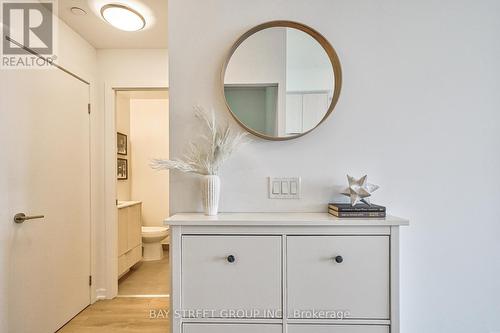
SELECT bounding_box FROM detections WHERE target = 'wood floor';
[58,297,169,333]
[60,250,170,332]
[119,250,170,295]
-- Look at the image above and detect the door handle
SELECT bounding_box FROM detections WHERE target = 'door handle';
[13,213,45,224]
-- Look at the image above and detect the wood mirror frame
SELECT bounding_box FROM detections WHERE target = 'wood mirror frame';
[221,20,342,141]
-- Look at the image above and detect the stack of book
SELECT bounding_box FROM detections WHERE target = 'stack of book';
[329,203,386,218]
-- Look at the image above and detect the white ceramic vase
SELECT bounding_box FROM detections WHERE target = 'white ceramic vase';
[201,175,220,216]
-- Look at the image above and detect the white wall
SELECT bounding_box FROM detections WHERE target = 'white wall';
[116,93,131,201]
[130,98,169,227]
[225,28,286,86]
[285,28,334,93]
[225,27,286,135]
[96,49,169,88]
[96,48,168,298]
[168,1,500,332]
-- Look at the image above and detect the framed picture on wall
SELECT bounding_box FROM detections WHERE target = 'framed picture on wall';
[117,132,127,155]
[117,158,128,180]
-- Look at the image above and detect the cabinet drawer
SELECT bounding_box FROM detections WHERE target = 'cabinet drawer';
[117,209,128,256]
[288,325,389,333]
[287,236,389,319]
[127,204,142,248]
[127,245,142,267]
[118,254,128,277]
[182,236,282,318]
[183,324,281,333]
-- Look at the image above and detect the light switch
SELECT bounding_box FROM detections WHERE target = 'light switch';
[272,181,281,194]
[269,177,301,199]
[281,181,289,194]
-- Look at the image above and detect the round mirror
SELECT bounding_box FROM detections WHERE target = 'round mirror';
[222,21,342,141]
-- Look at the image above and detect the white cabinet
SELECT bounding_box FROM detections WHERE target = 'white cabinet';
[118,208,129,256]
[166,213,408,333]
[117,202,143,277]
[288,325,389,333]
[285,94,303,133]
[287,236,390,319]
[183,324,282,333]
[182,236,282,318]
[303,93,329,131]
[285,92,329,134]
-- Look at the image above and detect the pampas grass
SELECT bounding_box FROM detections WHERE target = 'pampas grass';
[151,106,248,175]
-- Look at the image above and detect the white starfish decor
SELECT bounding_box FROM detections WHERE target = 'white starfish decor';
[341,175,380,206]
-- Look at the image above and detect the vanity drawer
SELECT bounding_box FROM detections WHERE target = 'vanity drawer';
[183,324,282,333]
[288,325,389,333]
[182,236,282,318]
[287,236,389,319]
[117,209,128,256]
[117,254,128,277]
[127,245,142,267]
[127,204,142,248]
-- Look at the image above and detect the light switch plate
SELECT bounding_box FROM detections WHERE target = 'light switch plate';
[269,177,301,199]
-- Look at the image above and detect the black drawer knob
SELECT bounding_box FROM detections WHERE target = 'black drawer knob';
[334,255,343,263]
[227,255,236,263]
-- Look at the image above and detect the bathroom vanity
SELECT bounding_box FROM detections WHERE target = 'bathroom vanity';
[165,213,408,333]
[117,201,143,277]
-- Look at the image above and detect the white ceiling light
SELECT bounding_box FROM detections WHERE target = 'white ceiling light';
[70,7,87,16]
[100,4,146,32]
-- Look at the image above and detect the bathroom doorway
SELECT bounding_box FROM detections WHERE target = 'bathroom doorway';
[114,89,170,297]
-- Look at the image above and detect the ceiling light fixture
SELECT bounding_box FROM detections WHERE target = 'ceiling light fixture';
[70,7,87,16]
[100,4,146,32]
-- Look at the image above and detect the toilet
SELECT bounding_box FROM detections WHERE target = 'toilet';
[141,226,169,261]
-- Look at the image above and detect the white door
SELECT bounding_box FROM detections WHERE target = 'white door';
[0,67,91,332]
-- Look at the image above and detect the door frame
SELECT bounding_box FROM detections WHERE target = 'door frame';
[103,81,168,299]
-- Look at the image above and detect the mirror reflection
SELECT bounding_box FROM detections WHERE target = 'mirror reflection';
[224,26,337,139]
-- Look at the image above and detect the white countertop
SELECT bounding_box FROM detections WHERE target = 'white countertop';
[165,212,409,227]
[117,200,142,209]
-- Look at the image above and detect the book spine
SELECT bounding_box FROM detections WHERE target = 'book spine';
[329,209,386,218]
[329,206,385,212]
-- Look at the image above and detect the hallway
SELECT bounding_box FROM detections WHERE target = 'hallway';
[119,250,170,296]
[58,297,169,333]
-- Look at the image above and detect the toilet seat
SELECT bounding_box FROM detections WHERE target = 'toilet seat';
[141,226,168,238]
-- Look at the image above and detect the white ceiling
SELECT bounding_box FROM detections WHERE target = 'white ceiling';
[58,0,167,49]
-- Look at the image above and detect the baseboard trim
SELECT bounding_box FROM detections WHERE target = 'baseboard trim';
[95,288,107,300]
[116,294,170,298]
